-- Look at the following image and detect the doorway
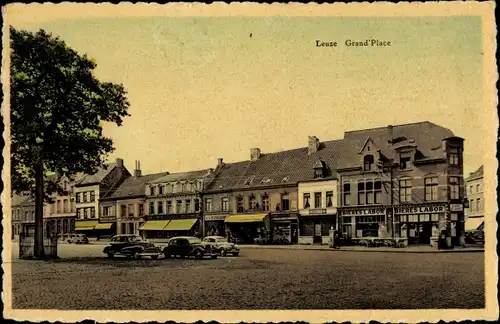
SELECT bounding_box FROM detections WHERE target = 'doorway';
[313,222,322,244]
[291,223,298,244]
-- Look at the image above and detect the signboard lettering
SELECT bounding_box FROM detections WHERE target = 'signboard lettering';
[340,207,385,216]
[99,216,116,223]
[449,204,464,212]
[204,215,227,221]
[309,208,327,215]
[394,204,447,215]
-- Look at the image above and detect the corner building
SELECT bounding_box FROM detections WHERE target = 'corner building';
[337,121,466,246]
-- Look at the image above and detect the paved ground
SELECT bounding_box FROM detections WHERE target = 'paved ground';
[9,244,484,310]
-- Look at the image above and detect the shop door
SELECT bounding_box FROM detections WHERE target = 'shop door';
[419,223,432,244]
[291,223,298,244]
[313,222,322,244]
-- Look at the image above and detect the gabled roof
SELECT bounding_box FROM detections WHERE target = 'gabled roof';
[466,165,483,181]
[207,140,343,191]
[149,169,212,184]
[338,121,455,170]
[102,172,171,200]
[76,163,118,186]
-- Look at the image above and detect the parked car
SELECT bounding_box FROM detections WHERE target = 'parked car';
[103,234,162,259]
[162,236,218,259]
[202,236,240,256]
[62,233,89,244]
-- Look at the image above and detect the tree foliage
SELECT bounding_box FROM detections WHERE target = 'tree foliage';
[10,27,130,200]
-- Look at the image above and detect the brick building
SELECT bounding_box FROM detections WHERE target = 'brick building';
[464,165,484,232]
[337,121,466,246]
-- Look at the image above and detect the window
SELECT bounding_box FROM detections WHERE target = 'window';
[120,205,127,217]
[470,199,475,211]
[56,200,62,213]
[158,185,164,195]
[150,186,156,196]
[469,185,473,194]
[314,167,324,179]
[24,211,28,221]
[90,207,95,218]
[476,198,481,211]
[128,204,134,216]
[303,193,310,209]
[176,183,182,193]
[103,206,111,216]
[326,191,334,207]
[314,192,322,208]
[366,182,374,204]
[83,208,88,219]
[424,176,439,201]
[90,191,95,202]
[139,204,144,216]
[364,155,374,171]
[76,193,81,203]
[449,147,459,165]
[186,199,191,213]
[449,176,460,200]
[149,201,155,215]
[77,209,83,219]
[262,194,270,211]
[176,200,183,213]
[476,184,480,193]
[236,196,244,213]
[186,183,192,192]
[157,201,164,214]
[166,201,172,213]
[358,182,365,205]
[374,181,382,204]
[249,196,258,210]
[166,184,172,193]
[204,198,212,212]
[63,199,69,213]
[83,192,88,203]
[343,183,351,206]
[222,197,229,211]
[281,194,290,211]
[194,199,200,212]
[399,152,412,170]
[399,179,412,203]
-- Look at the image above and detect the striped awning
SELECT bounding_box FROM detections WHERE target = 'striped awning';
[75,220,98,230]
[139,220,171,231]
[95,223,114,230]
[465,217,484,231]
[164,218,198,231]
[225,214,267,223]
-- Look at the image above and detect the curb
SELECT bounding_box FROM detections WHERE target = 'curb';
[238,245,485,253]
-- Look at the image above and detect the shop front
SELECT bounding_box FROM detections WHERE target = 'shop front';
[394,203,449,246]
[204,215,228,237]
[224,213,270,244]
[270,214,298,245]
[74,220,99,237]
[118,216,144,235]
[44,217,75,237]
[298,209,336,245]
[95,216,117,239]
[140,214,202,240]
[339,206,386,239]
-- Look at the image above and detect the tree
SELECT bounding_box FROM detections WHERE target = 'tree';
[10,27,130,258]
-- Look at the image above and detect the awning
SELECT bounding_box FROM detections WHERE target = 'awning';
[465,217,484,231]
[95,223,114,230]
[75,220,98,231]
[139,220,171,231]
[164,218,198,231]
[225,214,267,223]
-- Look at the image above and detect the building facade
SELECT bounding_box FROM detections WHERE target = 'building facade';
[11,194,32,240]
[74,158,131,238]
[99,161,169,236]
[140,168,215,239]
[464,165,484,232]
[337,122,466,246]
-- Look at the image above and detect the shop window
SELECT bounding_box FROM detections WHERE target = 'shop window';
[399,179,412,203]
[424,176,439,201]
[302,193,310,209]
[364,155,374,171]
[314,192,322,208]
[222,197,229,211]
[166,201,172,213]
[321,219,334,236]
[186,200,192,213]
[194,199,200,212]
[450,213,458,221]
[399,152,412,170]
[90,191,95,202]
[431,213,439,222]
[204,198,212,212]
[149,201,155,215]
[139,204,144,216]
[343,183,351,206]
[281,194,290,211]
[326,191,333,207]
[449,176,460,200]
[448,147,460,165]
[177,200,183,213]
[358,182,365,205]
[299,218,314,236]
[261,194,270,211]
[157,201,164,214]
[236,196,244,213]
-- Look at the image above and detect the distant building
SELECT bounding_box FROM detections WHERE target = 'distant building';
[73,158,131,238]
[99,161,169,236]
[141,168,215,239]
[464,165,484,232]
[11,193,33,240]
[337,121,466,246]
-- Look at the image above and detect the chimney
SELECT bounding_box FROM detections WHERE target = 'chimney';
[116,158,124,168]
[250,148,261,161]
[134,160,142,178]
[388,125,394,145]
[207,168,214,175]
[217,158,224,168]
[308,136,320,155]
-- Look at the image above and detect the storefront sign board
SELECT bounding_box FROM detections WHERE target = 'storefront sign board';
[394,204,447,214]
[204,215,227,221]
[449,204,464,212]
[340,207,385,216]
[99,216,117,223]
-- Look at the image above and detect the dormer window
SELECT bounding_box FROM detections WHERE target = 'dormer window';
[363,155,374,171]
[314,168,324,178]
[399,152,412,170]
[313,160,325,178]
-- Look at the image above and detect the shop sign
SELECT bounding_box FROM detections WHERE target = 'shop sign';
[121,216,138,222]
[99,216,116,223]
[309,208,327,215]
[340,207,385,216]
[204,215,227,221]
[394,204,446,215]
[449,203,464,212]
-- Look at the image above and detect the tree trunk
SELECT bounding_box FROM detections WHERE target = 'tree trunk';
[34,161,45,259]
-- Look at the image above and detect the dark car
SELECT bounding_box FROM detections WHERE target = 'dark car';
[162,236,218,259]
[103,234,161,259]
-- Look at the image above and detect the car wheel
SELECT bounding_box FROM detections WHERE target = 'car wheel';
[151,255,159,260]
[232,252,239,257]
[67,240,71,244]
[194,250,203,259]
[163,252,171,259]
[107,251,115,258]
[220,248,227,257]
[211,254,218,259]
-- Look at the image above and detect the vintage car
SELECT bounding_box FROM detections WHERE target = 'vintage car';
[202,236,240,256]
[103,234,162,259]
[58,233,89,244]
[162,236,218,259]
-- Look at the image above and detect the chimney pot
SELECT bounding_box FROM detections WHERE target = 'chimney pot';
[134,160,142,177]
[217,158,224,168]
[308,136,320,155]
[116,158,124,167]
[250,148,261,161]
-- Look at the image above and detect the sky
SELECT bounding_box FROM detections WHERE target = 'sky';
[5,4,489,177]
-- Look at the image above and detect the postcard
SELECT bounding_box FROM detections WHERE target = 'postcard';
[2,1,498,323]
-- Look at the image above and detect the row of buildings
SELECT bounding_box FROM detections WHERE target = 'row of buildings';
[11,121,484,246]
